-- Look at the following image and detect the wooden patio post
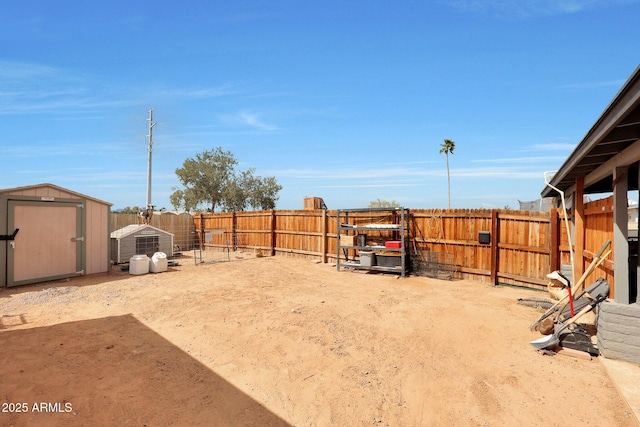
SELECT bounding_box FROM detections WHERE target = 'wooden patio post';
[490,209,499,286]
[613,166,629,303]
[549,208,559,273]
[574,177,585,280]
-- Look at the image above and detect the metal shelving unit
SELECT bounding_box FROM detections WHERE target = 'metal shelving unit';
[336,207,410,277]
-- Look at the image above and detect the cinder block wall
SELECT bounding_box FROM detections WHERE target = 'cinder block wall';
[598,302,640,364]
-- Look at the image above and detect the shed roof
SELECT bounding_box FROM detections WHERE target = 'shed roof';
[0,183,112,206]
[111,224,174,239]
[541,65,640,197]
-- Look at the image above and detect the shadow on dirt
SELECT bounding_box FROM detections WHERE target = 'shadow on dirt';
[0,314,291,426]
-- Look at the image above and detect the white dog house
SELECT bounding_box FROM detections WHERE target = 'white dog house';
[111,224,174,264]
[0,183,112,287]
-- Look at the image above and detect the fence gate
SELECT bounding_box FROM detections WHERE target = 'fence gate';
[5,199,83,287]
[193,228,231,264]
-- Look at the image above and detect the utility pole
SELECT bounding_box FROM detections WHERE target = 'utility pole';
[144,108,157,224]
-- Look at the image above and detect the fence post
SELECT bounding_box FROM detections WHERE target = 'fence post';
[490,209,499,285]
[321,209,327,263]
[199,213,205,250]
[232,211,237,251]
[271,210,276,256]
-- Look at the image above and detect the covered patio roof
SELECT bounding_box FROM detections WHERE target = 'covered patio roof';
[541,65,640,197]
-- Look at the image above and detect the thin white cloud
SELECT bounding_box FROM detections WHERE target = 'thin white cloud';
[219,110,278,131]
[557,79,627,90]
[0,60,140,115]
[442,0,638,18]
[0,60,60,80]
[528,143,576,151]
[240,111,277,130]
[2,141,137,158]
[313,183,423,189]
[0,59,242,115]
[273,167,432,180]
[272,164,547,181]
[0,97,138,115]
[149,83,243,100]
[452,167,544,178]
[38,170,146,183]
[0,88,85,99]
[472,155,568,163]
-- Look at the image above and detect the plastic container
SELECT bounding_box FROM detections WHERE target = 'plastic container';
[385,241,402,248]
[376,254,402,267]
[359,250,375,267]
[150,252,168,273]
[129,254,150,275]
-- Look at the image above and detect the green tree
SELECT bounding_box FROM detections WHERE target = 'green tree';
[169,187,199,212]
[171,148,238,212]
[220,169,283,211]
[439,138,455,209]
[368,199,399,208]
[220,172,248,212]
[171,147,282,212]
[246,174,282,210]
[260,178,282,209]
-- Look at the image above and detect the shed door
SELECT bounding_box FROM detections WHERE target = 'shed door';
[7,200,83,287]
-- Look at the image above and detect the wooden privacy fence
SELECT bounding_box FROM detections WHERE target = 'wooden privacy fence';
[111,200,616,292]
[192,207,599,290]
[411,209,552,287]
[193,210,332,257]
[577,196,615,292]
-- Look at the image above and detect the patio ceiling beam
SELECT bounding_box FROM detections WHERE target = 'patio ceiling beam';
[542,66,640,197]
[585,139,640,189]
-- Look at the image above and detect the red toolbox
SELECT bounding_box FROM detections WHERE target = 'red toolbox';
[384,241,402,248]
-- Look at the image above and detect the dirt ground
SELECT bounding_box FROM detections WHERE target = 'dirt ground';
[0,253,637,427]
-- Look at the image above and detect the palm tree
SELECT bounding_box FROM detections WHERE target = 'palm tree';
[439,139,455,209]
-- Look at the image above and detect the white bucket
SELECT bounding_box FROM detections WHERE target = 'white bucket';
[129,254,150,275]
[150,252,168,273]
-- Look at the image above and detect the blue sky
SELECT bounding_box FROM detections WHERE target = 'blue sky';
[1,0,639,211]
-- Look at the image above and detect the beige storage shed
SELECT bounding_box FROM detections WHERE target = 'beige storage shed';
[0,183,112,287]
